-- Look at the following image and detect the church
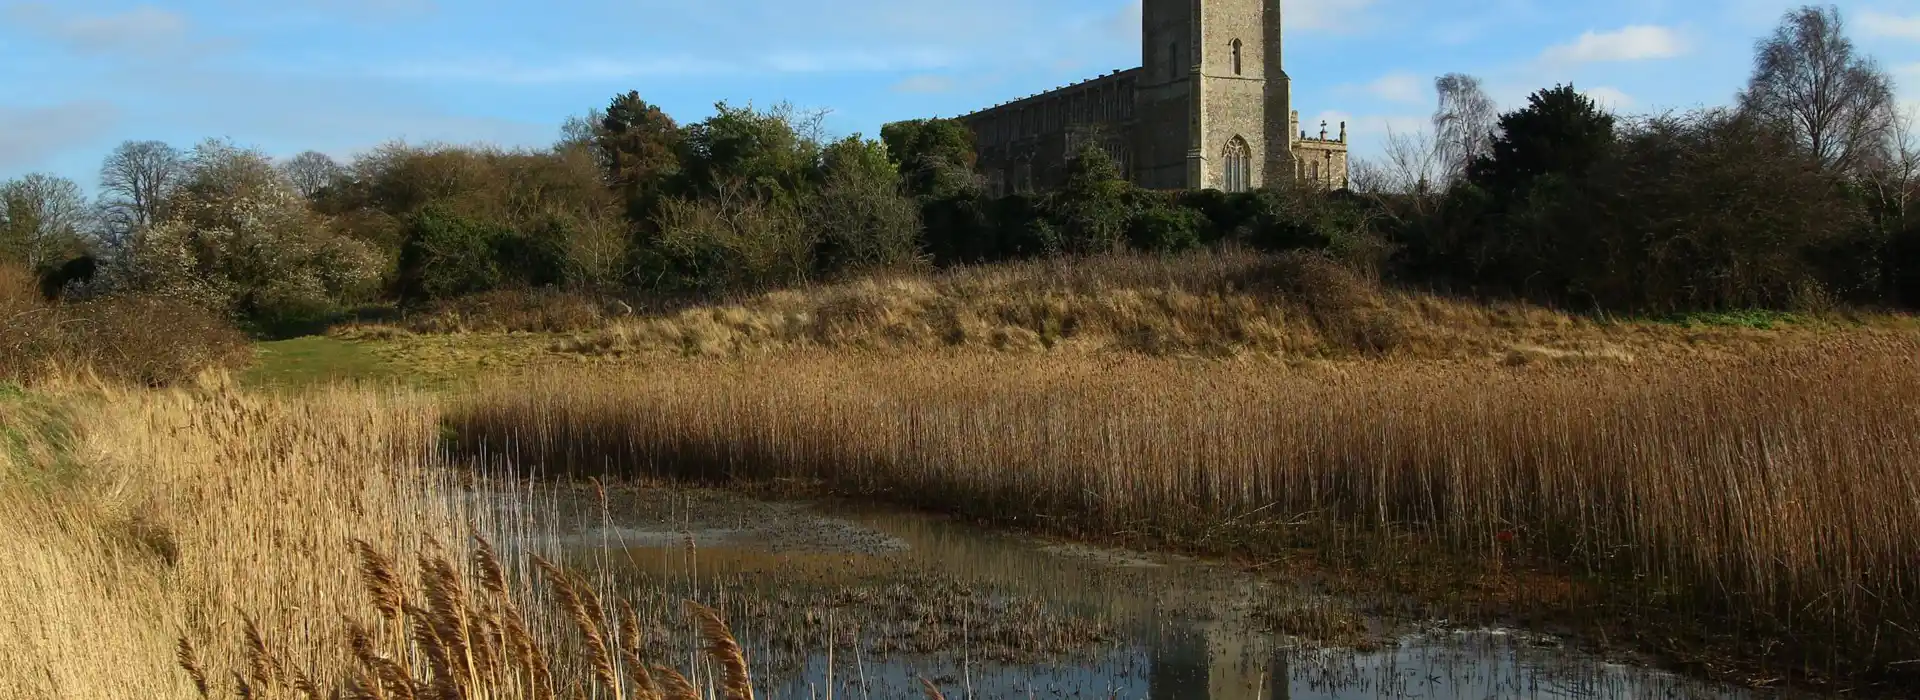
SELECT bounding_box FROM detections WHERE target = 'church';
[953,0,1349,196]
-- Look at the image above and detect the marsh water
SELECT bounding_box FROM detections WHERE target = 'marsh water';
[485,483,1797,700]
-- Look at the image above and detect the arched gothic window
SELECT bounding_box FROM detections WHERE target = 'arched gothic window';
[1231,39,1243,75]
[1308,160,1320,183]
[1222,136,1252,193]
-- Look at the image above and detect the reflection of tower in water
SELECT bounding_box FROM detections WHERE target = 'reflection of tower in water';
[1145,624,1291,700]
[1145,583,1290,700]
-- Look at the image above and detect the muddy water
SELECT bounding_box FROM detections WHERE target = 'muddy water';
[503,484,1797,700]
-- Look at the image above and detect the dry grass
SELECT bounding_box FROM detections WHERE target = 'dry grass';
[446,334,1920,686]
[0,377,756,699]
[524,248,1828,362]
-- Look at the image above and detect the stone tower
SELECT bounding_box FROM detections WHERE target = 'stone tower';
[1135,0,1293,191]
[954,0,1343,194]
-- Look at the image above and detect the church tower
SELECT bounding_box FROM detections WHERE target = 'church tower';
[1135,0,1294,191]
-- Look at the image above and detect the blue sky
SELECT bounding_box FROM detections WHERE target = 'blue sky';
[5,0,1920,190]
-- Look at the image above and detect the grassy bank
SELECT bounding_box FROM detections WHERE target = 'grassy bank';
[444,334,1920,690]
[332,249,1903,371]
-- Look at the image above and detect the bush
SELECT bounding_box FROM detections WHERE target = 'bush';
[1174,189,1238,244]
[1232,188,1335,252]
[647,187,814,295]
[391,206,582,305]
[494,217,574,290]
[394,208,509,302]
[1048,145,1133,255]
[920,193,994,265]
[2,268,249,386]
[805,136,925,279]
[1127,205,1205,253]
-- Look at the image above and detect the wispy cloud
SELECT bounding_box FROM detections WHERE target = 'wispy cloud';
[762,47,961,74]
[373,56,731,84]
[374,47,963,84]
[1351,72,1426,103]
[2,3,217,58]
[1541,25,1689,64]
[1861,11,1920,41]
[1582,86,1636,111]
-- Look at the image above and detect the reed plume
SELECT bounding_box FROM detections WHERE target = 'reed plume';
[534,554,619,694]
[918,677,947,700]
[176,637,211,698]
[654,665,698,700]
[685,600,753,700]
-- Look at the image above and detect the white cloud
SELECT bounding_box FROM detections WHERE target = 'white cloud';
[1540,25,1688,64]
[1582,86,1636,111]
[1359,72,1425,104]
[1862,11,1920,41]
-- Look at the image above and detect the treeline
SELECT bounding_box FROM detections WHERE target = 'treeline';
[1367,6,1920,311]
[2,3,1916,339]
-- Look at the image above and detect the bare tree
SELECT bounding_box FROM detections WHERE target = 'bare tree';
[0,174,93,268]
[1740,4,1896,175]
[98,140,184,235]
[1432,73,1498,183]
[1350,125,1448,228]
[280,150,344,200]
[1863,104,1920,223]
[559,107,606,151]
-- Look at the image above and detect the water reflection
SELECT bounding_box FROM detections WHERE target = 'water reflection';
[527,489,1790,699]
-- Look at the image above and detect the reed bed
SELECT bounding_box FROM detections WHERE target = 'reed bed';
[447,335,1920,684]
[0,378,758,699]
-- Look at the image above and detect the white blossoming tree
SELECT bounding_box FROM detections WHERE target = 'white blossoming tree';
[125,138,380,327]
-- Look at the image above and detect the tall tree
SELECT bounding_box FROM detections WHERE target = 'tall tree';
[1468,84,1617,196]
[1740,4,1895,175]
[595,91,682,217]
[98,140,184,236]
[1432,73,1498,184]
[0,173,92,269]
[280,150,345,200]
